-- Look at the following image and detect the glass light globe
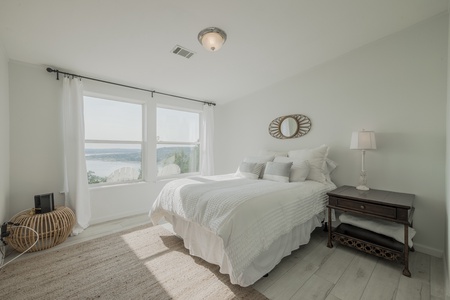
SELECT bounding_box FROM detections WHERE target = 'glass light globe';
[201,32,224,51]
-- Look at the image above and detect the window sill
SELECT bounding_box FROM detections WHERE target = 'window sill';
[89,180,146,190]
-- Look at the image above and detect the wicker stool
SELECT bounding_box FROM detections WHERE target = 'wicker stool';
[6,206,76,252]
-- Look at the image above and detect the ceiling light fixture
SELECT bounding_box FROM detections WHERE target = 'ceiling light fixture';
[198,27,227,52]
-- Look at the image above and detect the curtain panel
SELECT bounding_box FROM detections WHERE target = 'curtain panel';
[201,104,214,175]
[62,77,91,235]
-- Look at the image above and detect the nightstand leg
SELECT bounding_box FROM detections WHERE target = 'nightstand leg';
[402,224,411,277]
[327,207,333,248]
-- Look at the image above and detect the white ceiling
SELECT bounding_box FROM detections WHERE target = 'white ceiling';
[0,1,447,105]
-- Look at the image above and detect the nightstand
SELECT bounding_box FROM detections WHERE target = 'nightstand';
[326,185,415,277]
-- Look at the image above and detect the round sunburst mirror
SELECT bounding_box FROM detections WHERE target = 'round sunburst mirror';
[268,114,312,139]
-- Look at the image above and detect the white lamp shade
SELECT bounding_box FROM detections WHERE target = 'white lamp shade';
[201,32,224,51]
[350,131,376,150]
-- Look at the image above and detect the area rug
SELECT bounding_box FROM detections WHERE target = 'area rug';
[0,224,268,300]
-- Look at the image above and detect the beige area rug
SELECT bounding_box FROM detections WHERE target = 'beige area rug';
[0,224,268,300]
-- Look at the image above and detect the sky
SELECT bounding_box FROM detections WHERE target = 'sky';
[156,107,199,143]
[84,96,142,141]
[84,96,199,149]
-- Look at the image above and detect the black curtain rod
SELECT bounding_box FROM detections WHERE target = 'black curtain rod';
[46,67,216,106]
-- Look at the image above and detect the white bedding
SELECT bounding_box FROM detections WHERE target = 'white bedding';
[150,174,336,286]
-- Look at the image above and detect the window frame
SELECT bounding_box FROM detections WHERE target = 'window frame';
[83,93,146,186]
[156,105,202,179]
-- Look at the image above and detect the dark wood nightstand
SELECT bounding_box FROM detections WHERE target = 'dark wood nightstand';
[326,185,415,277]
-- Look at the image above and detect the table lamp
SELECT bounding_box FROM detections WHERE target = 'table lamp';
[350,130,376,190]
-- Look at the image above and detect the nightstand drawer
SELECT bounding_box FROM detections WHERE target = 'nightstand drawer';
[330,196,397,219]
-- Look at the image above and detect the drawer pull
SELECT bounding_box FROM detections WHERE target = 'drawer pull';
[360,205,365,209]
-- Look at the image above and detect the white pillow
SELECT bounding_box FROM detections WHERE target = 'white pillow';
[274,156,310,182]
[288,145,329,183]
[243,155,274,178]
[324,158,337,182]
[236,162,264,179]
[243,155,274,163]
[263,161,292,183]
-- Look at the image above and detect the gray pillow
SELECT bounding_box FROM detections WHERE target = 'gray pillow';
[236,162,264,179]
[274,156,310,182]
[243,155,274,178]
[263,161,293,183]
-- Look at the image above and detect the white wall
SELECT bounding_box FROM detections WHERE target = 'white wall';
[9,62,65,216]
[216,14,448,257]
[445,2,450,298]
[8,61,203,224]
[0,40,9,224]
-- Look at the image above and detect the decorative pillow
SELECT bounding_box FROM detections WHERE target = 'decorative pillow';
[243,155,275,178]
[288,145,329,183]
[263,162,293,183]
[236,162,264,179]
[273,156,310,182]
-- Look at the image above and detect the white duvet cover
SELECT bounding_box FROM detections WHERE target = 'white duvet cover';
[150,174,336,286]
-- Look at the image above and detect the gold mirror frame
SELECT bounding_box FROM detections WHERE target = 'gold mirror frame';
[268,114,312,139]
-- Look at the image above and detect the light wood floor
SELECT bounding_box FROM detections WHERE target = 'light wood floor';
[253,227,445,300]
[3,214,446,300]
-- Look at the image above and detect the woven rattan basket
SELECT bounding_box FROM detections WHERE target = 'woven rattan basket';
[6,206,75,252]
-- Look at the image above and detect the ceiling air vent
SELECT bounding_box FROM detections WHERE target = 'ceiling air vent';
[172,45,195,59]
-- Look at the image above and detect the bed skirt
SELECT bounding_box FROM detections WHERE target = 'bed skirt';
[164,214,321,287]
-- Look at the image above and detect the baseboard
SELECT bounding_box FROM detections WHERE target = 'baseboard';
[413,242,443,258]
[90,209,149,225]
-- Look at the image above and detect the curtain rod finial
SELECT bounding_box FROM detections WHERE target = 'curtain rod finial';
[46,67,55,73]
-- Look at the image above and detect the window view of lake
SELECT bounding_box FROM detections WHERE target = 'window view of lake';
[157,145,199,176]
[86,160,141,177]
[85,146,199,184]
[83,102,200,184]
[85,148,142,184]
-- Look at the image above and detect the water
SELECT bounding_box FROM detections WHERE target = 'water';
[86,160,141,177]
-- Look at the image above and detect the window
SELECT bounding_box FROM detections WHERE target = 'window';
[84,96,144,185]
[157,107,200,177]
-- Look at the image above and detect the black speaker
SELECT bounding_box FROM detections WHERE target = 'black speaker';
[34,193,54,214]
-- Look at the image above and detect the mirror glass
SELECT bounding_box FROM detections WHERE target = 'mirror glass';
[280,117,298,138]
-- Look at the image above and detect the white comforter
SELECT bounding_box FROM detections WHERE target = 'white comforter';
[150,174,335,283]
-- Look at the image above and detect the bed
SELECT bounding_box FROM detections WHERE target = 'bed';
[150,172,336,286]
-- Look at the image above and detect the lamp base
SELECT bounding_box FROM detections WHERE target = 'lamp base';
[356,185,369,191]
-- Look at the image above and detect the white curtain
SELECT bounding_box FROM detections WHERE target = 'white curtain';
[201,104,215,175]
[62,77,91,235]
